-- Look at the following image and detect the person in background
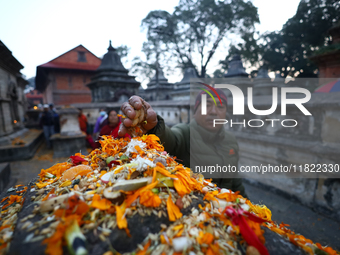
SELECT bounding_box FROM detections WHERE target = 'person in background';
[86,113,94,135]
[96,109,129,148]
[93,108,107,138]
[49,104,60,133]
[78,109,88,134]
[40,104,54,149]
[77,109,96,149]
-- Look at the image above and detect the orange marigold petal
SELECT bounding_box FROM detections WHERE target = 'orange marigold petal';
[139,190,161,207]
[116,204,128,229]
[91,194,112,210]
[167,194,182,222]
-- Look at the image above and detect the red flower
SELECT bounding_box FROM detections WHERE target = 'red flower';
[70,156,87,165]
[108,160,122,168]
[225,206,269,255]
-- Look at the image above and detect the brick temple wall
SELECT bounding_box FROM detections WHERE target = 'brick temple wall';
[49,70,93,105]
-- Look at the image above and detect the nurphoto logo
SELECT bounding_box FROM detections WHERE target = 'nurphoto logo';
[198,82,312,128]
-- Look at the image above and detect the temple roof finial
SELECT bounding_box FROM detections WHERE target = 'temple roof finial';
[108,40,115,51]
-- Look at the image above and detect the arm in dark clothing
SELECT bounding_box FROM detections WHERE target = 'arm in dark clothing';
[147,115,190,166]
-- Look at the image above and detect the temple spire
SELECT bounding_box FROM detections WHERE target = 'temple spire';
[108,40,115,51]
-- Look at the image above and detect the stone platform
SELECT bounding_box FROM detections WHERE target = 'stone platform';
[0,129,43,162]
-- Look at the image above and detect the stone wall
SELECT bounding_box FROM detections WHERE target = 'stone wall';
[0,67,26,140]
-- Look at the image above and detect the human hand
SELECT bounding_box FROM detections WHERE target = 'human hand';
[118,96,158,136]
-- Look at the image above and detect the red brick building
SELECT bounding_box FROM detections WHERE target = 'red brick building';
[35,45,101,105]
[25,89,43,109]
[310,23,340,83]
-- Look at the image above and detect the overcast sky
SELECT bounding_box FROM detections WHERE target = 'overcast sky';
[1,0,301,84]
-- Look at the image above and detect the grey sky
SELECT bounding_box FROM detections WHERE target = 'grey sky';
[1,0,300,83]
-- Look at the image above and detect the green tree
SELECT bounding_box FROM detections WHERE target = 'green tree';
[115,45,130,66]
[140,0,259,78]
[131,11,175,87]
[224,0,340,78]
[116,45,130,59]
[217,31,260,77]
[130,56,158,86]
[276,0,339,77]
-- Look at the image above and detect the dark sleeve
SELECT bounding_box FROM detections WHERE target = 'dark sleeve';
[39,113,44,127]
[229,134,247,198]
[147,115,188,158]
[232,178,248,198]
[95,126,108,148]
[235,139,240,163]
[99,125,109,137]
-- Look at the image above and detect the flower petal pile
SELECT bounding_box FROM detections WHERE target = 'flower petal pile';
[0,134,338,255]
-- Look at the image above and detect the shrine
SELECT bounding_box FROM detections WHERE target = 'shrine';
[87,41,140,102]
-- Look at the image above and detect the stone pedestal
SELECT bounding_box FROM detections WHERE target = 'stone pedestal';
[51,107,87,158]
[50,133,87,158]
[59,107,82,136]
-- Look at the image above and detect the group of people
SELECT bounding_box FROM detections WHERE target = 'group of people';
[39,104,60,149]
[40,106,127,150]
[79,108,130,149]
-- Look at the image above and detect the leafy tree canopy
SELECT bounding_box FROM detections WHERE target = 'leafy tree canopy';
[223,0,340,78]
[137,0,259,78]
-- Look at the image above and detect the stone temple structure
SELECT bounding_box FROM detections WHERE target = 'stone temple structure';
[141,67,173,101]
[0,40,27,142]
[0,41,42,170]
[223,54,252,96]
[172,67,200,101]
[87,41,140,103]
[252,66,274,96]
[224,54,249,78]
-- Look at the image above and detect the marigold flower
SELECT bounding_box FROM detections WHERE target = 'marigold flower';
[139,190,161,207]
[167,194,183,222]
[91,194,112,210]
[116,204,127,229]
